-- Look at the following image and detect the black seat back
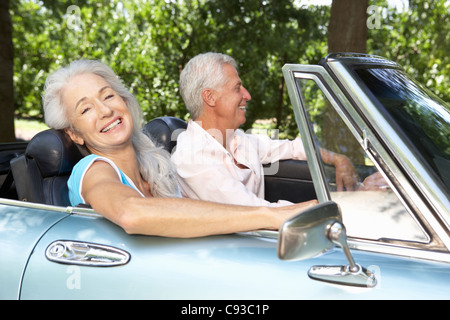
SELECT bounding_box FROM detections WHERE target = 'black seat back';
[143,116,187,153]
[10,129,84,206]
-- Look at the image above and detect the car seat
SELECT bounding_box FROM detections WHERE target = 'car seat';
[143,116,187,153]
[10,129,85,206]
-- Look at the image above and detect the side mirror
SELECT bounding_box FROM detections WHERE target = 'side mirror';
[278,201,376,288]
[278,201,341,261]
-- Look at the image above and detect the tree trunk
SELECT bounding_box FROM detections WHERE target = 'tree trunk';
[328,0,368,53]
[0,0,15,142]
[325,0,368,165]
[275,53,287,130]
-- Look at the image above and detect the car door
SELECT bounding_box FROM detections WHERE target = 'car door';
[0,202,69,299]
[17,205,450,300]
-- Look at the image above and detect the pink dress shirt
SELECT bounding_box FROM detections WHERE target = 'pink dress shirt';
[171,121,307,207]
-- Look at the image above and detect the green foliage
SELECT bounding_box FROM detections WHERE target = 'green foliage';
[11,0,449,139]
[367,0,450,102]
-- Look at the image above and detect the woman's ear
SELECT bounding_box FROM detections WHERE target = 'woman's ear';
[64,128,84,146]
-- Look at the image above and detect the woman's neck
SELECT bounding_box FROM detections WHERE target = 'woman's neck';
[89,144,144,186]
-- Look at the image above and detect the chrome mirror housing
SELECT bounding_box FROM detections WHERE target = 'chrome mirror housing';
[278,201,341,261]
[278,201,376,288]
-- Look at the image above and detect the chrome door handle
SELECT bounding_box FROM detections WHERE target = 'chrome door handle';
[46,240,130,267]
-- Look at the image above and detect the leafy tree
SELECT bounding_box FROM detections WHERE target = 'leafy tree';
[11,0,331,136]
[367,0,449,102]
[196,0,330,136]
[6,0,449,143]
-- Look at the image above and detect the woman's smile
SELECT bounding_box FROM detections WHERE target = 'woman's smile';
[100,117,123,133]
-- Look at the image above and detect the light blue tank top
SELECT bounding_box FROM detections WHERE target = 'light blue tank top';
[67,154,145,206]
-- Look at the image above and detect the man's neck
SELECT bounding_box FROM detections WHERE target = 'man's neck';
[195,117,235,149]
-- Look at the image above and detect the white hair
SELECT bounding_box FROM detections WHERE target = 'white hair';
[179,52,237,119]
[43,59,179,198]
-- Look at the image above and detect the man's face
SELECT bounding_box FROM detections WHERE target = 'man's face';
[213,63,252,131]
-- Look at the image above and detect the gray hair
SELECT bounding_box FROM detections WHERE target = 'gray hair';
[179,52,237,119]
[43,59,179,198]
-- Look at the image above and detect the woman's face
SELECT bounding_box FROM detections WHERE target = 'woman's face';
[62,73,133,154]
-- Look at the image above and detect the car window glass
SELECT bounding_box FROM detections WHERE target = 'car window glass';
[296,78,428,243]
[354,67,450,191]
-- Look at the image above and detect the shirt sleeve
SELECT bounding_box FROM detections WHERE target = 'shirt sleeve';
[244,133,307,164]
[173,145,293,207]
[176,160,292,207]
[172,123,298,207]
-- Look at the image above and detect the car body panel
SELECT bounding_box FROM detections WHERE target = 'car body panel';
[0,201,69,299]
[14,211,450,299]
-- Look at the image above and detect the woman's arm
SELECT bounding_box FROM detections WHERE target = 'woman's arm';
[82,161,317,238]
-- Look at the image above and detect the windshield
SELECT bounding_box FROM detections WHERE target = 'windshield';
[354,67,450,191]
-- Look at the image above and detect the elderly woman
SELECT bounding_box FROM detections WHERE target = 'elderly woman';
[43,59,317,238]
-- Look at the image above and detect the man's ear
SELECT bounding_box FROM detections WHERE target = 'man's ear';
[64,128,84,146]
[201,88,216,107]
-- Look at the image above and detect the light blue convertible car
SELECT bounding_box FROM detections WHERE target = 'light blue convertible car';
[1,54,449,300]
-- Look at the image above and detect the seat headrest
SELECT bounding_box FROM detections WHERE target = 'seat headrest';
[26,129,84,178]
[143,116,187,152]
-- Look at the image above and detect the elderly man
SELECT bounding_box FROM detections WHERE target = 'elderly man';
[171,52,357,206]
